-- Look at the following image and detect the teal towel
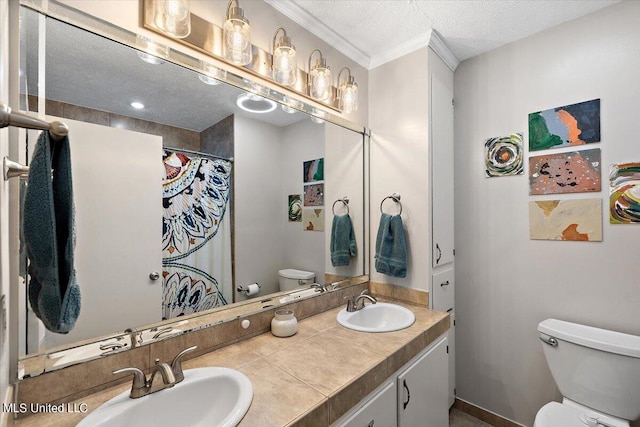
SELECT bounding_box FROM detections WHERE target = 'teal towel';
[375,213,407,278]
[330,214,357,267]
[23,131,80,334]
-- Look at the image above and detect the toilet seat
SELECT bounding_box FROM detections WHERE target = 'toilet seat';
[534,402,586,427]
[534,402,630,427]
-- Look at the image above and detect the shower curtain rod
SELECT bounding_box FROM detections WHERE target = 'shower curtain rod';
[164,146,234,162]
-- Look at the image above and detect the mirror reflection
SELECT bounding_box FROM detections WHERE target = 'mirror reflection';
[17,6,366,368]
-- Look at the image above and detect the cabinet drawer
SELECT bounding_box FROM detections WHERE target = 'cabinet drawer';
[431,268,454,312]
[337,381,396,427]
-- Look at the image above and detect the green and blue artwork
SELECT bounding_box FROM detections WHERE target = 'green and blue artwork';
[528,99,600,152]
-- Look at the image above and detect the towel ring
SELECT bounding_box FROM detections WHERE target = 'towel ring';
[332,197,350,215]
[380,193,402,215]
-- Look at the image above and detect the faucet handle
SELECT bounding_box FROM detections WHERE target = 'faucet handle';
[113,367,147,397]
[171,345,197,383]
[344,295,357,312]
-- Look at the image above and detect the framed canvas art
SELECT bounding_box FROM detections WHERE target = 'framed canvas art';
[529,99,600,152]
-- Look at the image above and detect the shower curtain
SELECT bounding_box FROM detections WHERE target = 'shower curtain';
[161,150,232,319]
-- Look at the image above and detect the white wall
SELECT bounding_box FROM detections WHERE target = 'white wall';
[233,115,284,298]
[281,119,325,281]
[454,2,640,425]
[324,121,365,279]
[368,48,430,289]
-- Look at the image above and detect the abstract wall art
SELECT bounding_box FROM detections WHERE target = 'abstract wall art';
[529,198,602,241]
[529,148,601,195]
[303,158,324,182]
[288,194,302,222]
[529,99,600,152]
[484,133,524,177]
[302,208,324,231]
[304,183,324,206]
[609,162,640,224]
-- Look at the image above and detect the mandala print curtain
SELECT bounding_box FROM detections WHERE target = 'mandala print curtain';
[162,151,232,319]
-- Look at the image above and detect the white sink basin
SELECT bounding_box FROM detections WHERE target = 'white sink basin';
[337,302,416,333]
[77,367,253,427]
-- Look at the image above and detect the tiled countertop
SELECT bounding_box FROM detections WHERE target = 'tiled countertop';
[13,303,449,427]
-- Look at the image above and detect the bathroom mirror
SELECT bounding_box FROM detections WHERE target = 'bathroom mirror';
[16,3,368,377]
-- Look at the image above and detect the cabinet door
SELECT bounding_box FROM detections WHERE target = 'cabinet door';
[397,336,448,427]
[431,75,455,268]
[431,268,454,312]
[338,381,397,427]
[448,312,456,408]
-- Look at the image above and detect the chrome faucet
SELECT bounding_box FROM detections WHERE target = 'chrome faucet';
[170,345,197,383]
[114,360,176,399]
[310,283,327,293]
[124,328,142,349]
[346,290,377,312]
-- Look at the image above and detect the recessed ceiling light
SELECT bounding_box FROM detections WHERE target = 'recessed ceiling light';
[131,102,145,109]
[236,93,277,114]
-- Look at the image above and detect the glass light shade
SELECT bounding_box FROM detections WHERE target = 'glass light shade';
[153,0,191,38]
[339,82,358,113]
[223,18,252,65]
[273,45,297,86]
[198,61,227,85]
[135,35,169,65]
[309,67,332,101]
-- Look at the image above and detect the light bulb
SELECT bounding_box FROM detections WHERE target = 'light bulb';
[154,0,190,38]
[339,84,358,113]
[224,18,251,65]
[310,68,332,101]
[273,47,296,86]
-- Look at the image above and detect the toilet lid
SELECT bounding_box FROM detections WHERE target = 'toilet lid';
[534,402,587,427]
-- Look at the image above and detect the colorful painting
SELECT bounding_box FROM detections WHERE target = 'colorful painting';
[302,208,324,231]
[304,183,324,206]
[288,194,302,222]
[609,162,640,224]
[529,198,602,241]
[303,158,324,182]
[529,148,601,195]
[484,133,524,177]
[529,99,600,151]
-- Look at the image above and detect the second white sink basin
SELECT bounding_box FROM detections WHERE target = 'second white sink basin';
[77,367,253,427]
[337,302,416,333]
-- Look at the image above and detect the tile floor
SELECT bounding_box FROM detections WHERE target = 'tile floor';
[450,408,494,427]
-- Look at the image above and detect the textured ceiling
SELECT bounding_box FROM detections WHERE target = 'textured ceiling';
[272,0,621,69]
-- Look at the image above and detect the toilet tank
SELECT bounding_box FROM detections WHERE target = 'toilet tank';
[538,319,640,421]
[278,269,315,292]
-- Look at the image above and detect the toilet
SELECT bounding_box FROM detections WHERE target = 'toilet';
[535,319,640,427]
[278,269,315,292]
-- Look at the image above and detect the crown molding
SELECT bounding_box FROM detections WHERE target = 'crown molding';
[264,0,371,69]
[428,30,460,71]
[368,30,432,70]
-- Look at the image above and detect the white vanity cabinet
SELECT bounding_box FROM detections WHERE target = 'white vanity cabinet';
[429,70,456,409]
[333,335,448,427]
[337,381,397,427]
[397,336,449,427]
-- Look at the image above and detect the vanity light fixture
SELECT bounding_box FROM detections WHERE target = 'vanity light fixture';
[151,0,191,38]
[272,27,297,86]
[197,60,226,86]
[223,0,252,66]
[310,108,326,124]
[236,93,277,114]
[307,49,332,102]
[135,35,169,65]
[336,67,358,114]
